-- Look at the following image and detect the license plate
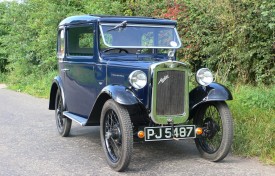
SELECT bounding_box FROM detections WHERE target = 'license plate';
[144,125,196,141]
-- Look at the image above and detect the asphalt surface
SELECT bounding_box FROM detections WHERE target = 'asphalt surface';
[0,86,274,176]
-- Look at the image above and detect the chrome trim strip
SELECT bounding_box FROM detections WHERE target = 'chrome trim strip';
[150,60,188,75]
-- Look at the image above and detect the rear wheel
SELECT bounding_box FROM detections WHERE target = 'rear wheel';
[100,99,133,172]
[194,101,233,161]
[55,89,72,137]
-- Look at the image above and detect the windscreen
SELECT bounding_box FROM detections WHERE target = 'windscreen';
[99,23,181,49]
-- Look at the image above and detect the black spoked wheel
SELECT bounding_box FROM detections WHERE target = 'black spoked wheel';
[100,99,133,172]
[194,101,233,161]
[55,89,72,137]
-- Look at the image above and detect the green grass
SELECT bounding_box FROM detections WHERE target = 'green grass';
[228,85,275,164]
[6,70,57,98]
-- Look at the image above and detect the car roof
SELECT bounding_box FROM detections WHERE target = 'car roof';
[58,15,177,26]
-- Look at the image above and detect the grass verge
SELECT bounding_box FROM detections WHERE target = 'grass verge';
[228,85,275,164]
[6,70,57,98]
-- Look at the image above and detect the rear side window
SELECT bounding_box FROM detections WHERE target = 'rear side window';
[57,29,65,59]
[67,26,94,56]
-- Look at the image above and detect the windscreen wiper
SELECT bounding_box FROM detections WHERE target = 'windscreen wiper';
[107,21,127,32]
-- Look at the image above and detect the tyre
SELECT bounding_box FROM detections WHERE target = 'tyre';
[194,101,233,161]
[100,99,133,172]
[55,89,72,137]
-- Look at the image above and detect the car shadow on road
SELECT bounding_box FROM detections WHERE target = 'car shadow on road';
[68,126,196,169]
[128,140,198,172]
[66,125,236,173]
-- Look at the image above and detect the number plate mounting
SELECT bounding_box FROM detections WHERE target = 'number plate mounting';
[144,125,196,141]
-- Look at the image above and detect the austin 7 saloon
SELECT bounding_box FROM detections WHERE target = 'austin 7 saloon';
[49,15,233,171]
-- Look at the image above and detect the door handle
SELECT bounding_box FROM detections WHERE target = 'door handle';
[61,68,70,72]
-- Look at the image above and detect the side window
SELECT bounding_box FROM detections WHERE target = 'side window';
[67,26,94,56]
[57,29,65,59]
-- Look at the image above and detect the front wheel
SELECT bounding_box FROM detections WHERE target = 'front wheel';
[194,101,233,161]
[100,99,133,172]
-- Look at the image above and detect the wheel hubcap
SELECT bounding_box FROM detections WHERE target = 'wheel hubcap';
[203,118,220,139]
[198,105,223,154]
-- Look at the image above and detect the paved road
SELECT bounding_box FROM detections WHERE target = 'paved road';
[0,87,274,176]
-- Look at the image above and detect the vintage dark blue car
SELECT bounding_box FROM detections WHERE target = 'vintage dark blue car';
[49,15,233,171]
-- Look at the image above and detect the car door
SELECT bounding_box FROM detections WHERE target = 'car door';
[62,24,97,118]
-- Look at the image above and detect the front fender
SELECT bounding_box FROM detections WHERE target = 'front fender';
[49,76,65,110]
[85,85,140,125]
[101,85,139,105]
[189,82,233,110]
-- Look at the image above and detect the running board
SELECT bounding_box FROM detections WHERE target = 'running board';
[63,111,87,126]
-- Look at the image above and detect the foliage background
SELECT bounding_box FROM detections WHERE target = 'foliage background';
[0,0,274,163]
[0,0,274,86]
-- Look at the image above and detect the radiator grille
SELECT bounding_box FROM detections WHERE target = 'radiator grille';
[156,70,185,115]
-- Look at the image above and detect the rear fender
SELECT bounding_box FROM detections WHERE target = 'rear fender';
[49,76,65,110]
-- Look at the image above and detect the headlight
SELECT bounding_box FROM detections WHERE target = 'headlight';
[128,70,147,89]
[196,68,213,86]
